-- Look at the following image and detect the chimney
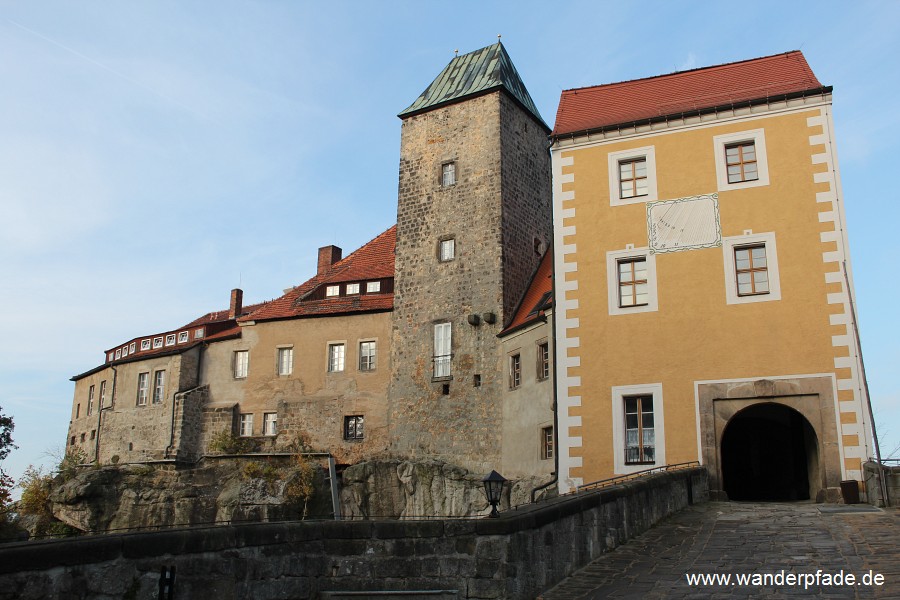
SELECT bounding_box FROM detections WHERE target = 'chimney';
[229,288,243,320]
[317,245,343,274]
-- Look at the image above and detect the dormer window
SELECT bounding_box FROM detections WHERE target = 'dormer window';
[178,332,189,343]
[153,337,163,349]
[346,283,360,295]
[165,334,176,346]
[326,285,340,297]
[195,329,204,339]
[367,281,381,293]
[141,339,151,351]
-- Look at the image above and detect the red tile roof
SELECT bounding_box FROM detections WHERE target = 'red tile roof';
[553,51,826,137]
[501,247,553,335]
[245,226,396,322]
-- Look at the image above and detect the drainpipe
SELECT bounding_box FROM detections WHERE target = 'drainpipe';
[94,364,117,463]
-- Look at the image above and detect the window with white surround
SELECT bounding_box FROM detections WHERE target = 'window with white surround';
[606,247,658,315]
[441,162,456,187]
[346,283,360,295]
[234,350,249,379]
[129,342,136,354]
[328,343,345,372]
[153,337,163,349]
[611,383,665,474]
[263,413,277,436]
[239,413,254,437]
[121,346,128,357]
[366,281,381,293]
[537,341,550,381]
[141,339,151,351]
[115,349,121,359]
[99,380,107,408]
[88,385,95,416]
[359,340,376,371]
[325,285,339,297]
[433,322,451,378]
[153,370,165,404]
[541,426,554,460]
[277,347,293,376]
[722,231,781,305]
[509,353,521,390]
[137,373,149,406]
[194,329,204,339]
[165,334,176,346]
[608,146,657,205]
[439,238,455,262]
[178,332,189,343]
[713,129,769,191]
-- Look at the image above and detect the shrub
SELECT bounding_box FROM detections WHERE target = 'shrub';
[284,453,316,519]
[57,447,87,481]
[208,430,257,454]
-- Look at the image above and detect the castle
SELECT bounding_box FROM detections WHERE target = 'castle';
[68,45,873,504]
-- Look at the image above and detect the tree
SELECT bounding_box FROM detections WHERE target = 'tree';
[0,406,16,529]
[0,405,14,462]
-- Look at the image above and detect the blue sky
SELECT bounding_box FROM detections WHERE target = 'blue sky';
[1,1,898,487]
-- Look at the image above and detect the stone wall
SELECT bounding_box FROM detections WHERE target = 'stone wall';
[0,468,708,600]
[170,385,209,461]
[863,461,900,507]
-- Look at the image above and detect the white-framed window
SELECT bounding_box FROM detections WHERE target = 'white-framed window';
[366,281,381,293]
[153,337,163,349]
[345,283,360,295]
[439,238,455,262]
[88,385,95,416]
[606,247,658,315]
[328,343,345,372]
[121,346,128,357]
[115,349,122,359]
[263,413,277,436]
[165,334,176,346]
[178,331,189,343]
[541,426,554,460]
[234,350,249,379]
[239,413,254,437]
[607,146,658,206]
[509,353,521,390]
[141,339,151,351]
[152,370,165,404]
[277,347,293,376]
[129,342,136,354]
[99,380,107,408]
[537,341,550,381]
[359,340,376,371]
[344,415,364,440]
[433,322,451,378]
[108,353,114,362]
[194,329,204,339]
[325,285,340,297]
[713,129,769,191]
[137,372,149,406]
[611,383,665,474]
[441,161,456,187]
[722,231,781,305]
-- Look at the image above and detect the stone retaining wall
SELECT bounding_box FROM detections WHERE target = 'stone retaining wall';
[0,468,708,599]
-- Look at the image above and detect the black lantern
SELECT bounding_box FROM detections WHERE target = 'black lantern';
[482,470,506,518]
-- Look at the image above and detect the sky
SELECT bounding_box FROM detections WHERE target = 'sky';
[1,1,898,489]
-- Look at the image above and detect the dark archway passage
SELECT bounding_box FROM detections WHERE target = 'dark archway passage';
[721,403,819,501]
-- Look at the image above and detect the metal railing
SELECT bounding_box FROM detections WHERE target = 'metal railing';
[575,461,701,494]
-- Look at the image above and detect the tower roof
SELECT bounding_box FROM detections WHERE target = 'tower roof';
[399,42,548,130]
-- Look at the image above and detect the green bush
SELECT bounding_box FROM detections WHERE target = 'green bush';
[208,430,257,454]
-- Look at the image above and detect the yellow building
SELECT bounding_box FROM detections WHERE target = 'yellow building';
[550,52,871,502]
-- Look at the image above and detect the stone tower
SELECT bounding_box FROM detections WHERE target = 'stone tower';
[388,43,552,474]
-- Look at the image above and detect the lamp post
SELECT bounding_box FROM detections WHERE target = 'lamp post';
[482,470,506,518]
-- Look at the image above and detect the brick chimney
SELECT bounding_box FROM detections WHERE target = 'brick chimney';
[317,245,342,274]
[228,288,243,320]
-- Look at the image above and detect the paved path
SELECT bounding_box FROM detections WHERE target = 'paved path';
[539,502,899,599]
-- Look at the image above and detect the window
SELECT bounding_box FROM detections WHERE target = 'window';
[108,353,114,362]
[441,162,456,187]
[141,339,151,351]
[165,334,176,346]
[439,238,455,262]
[608,146,657,205]
[137,373,149,406]
[239,413,254,437]
[153,337,163,349]
[713,129,769,191]
[344,415,364,441]
[541,426,554,460]
[234,350,249,379]
[121,346,128,357]
[537,342,550,381]
[359,341,376,371]
[129,342,136,354]
[99,380,107,409]
[509,353,521,390]
[70,436,76,446]
[734,245,769,296]
[90,429,96,440]
[178,331,189,343]
[433,322,451,378]
[617,258,648,307]
[277,347,293,376]
[326,285,340,297]
[115,349,121,360]
[624,395,655,465]
[328,343,345,372]
[80,433,85,443]
[612,383,665,473]
[345,283,360,295]
[88,385,95,416]
[606,247,658,316]
[194,329,204,339]
[263,413,277,436]
[152,370,165,404]
[366,281,381,293]
[722,232,781,305]
[619,158,648,199]
[76,404,80,419]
